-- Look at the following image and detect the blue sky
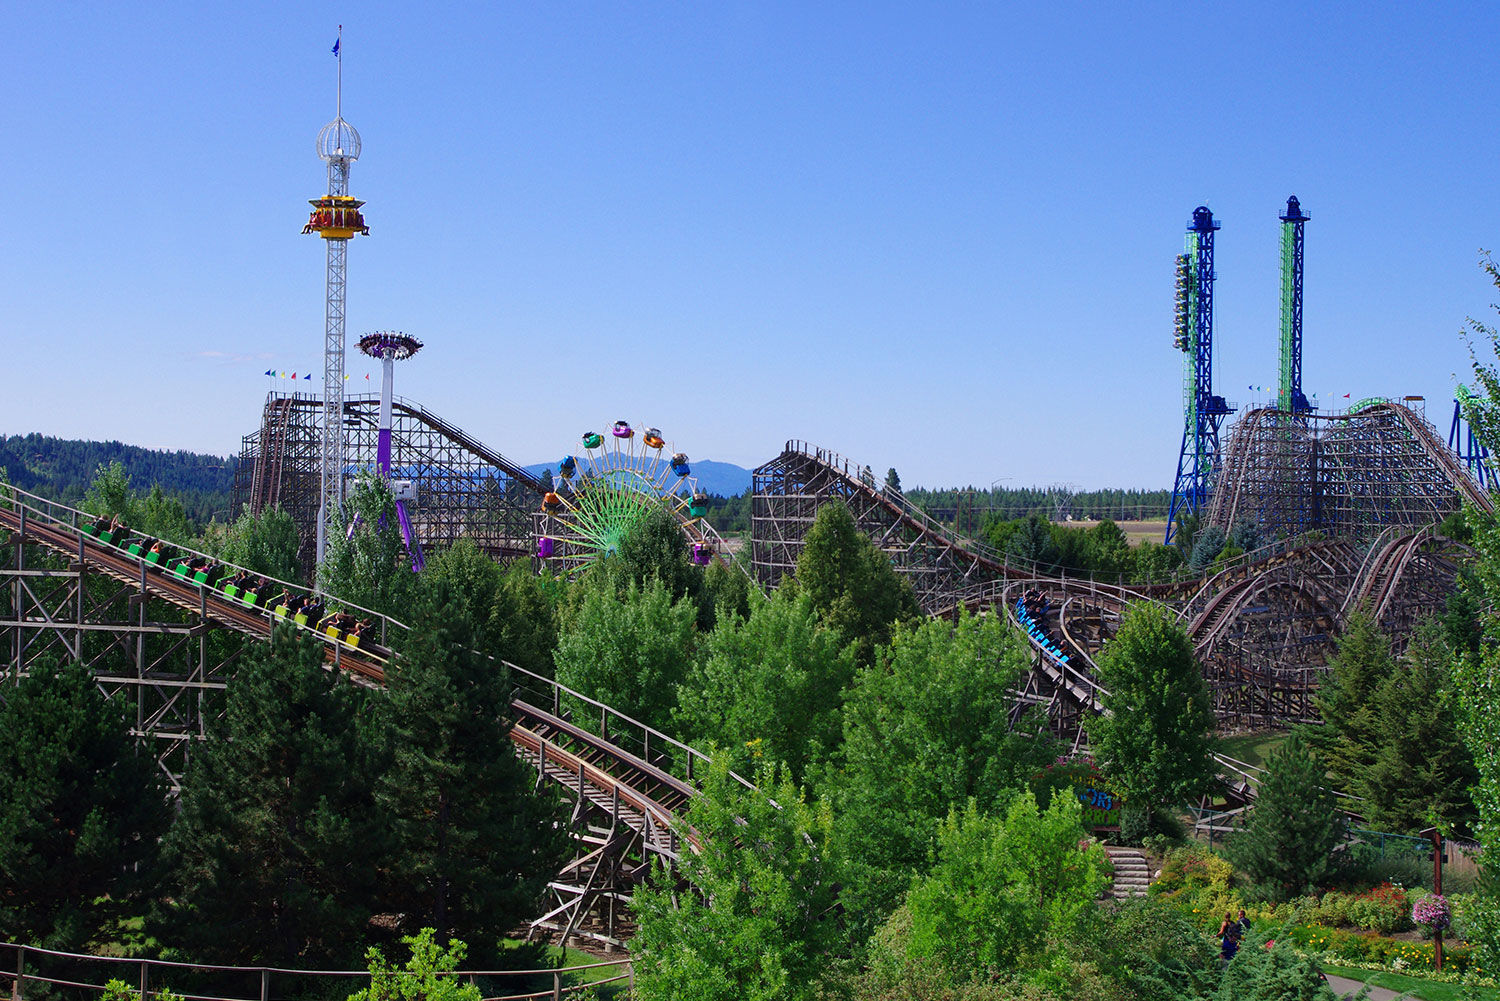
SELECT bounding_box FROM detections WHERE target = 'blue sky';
[2,3,1496,489]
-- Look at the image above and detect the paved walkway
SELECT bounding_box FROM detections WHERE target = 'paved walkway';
[1324,973,1410,1000]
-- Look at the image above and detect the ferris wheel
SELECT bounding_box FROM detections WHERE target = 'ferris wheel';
[536,420,724,576]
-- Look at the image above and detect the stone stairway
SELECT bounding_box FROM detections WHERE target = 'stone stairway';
[1104,846,1151,900]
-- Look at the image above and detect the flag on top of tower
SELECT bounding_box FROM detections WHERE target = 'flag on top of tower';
[332,37,340,56]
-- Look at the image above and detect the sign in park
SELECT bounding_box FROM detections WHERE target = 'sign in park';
[1036,757,1125,830]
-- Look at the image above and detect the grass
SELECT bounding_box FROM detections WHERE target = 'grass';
[1217,731,1291,771]
[499,940,631,997]
[1322,963,1500,1001]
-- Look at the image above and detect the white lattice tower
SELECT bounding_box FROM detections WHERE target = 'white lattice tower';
[304,28,368,566]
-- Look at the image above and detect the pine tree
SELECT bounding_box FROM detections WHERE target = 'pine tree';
[374,580,567,958]
[1304,607,1395,793]
[0,657,168,949]
[156,626,382,964]
[785,501,919,664]
[1227,733,1343,901]
[1085,603,1216,824]
[1357,624,1477,834]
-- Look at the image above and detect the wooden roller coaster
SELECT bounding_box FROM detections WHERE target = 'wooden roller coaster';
[0,483,736,951]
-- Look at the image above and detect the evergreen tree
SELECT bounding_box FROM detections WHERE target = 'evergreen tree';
[786,501,919,664]
[157,626,380,964]
[1304,608,1395,794]
[0,657,168,950]
[1085,603,1215,826]
[1356,624,1477,834]
[486,560,561,680]
[1187,524,1226,574]
[1226,733,1342,901]
[884,467,901,492]
[1212,931,1338,1000]
[375,581,566,956]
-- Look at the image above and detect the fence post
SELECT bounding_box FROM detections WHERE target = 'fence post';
[140,960,149,1001]
[261,968,270,1001]
[552,971,562,1001]
[14,945,24,1001]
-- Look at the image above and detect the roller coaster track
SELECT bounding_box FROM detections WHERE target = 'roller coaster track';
[0,484,736,949]
[753,441,1018,611]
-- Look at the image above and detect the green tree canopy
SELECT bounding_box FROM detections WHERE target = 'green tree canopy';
[554,576,697,735]
[318,472,420,617]
[630,758,844,1001]
[374,582,567,957]
[156,626,380,964]
[217,504,301,583]
[786,500,919,664]
[1304,607,1396,794]
[0,657,168,950]
[1085,602,1216,823]
[820,609,1058,928]
[1225,732,1343,901]
[869,794,1109,988]
[1356,623,1477,834]
[675,588,855,783]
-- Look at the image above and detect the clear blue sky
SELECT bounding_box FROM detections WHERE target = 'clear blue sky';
[2,3,1496,490]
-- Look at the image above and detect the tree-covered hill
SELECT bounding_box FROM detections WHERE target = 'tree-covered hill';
[0,433,238,523]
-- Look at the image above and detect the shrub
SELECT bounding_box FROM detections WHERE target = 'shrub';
[1350,882,1411,933]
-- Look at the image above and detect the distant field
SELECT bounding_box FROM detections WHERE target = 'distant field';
[1065,519,1171,547]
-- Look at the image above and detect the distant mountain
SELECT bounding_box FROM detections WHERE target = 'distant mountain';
[522,458,753,497]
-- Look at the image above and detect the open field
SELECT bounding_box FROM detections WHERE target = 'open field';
[1065,519,1171,547]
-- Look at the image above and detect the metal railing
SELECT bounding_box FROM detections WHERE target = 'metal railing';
[0,942,630,1001]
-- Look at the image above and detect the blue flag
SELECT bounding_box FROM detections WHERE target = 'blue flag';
[332,37,340,56]
[304,373,312,380]
[265,369,274,376]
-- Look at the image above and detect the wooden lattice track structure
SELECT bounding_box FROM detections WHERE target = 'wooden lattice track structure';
[754,433,1483,732]
[0,484,744,951]
[232,392,545,574]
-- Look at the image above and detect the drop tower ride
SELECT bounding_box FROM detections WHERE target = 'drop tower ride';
[303,25,369,565]
[1166,206,1233,545]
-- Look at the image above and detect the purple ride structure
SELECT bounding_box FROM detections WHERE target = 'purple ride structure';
[358,331,425,571]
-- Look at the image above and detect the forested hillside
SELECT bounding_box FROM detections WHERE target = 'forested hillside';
[0,433,238,524]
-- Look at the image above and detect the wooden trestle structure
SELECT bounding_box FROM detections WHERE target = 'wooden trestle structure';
[753,419,1486,734]
[0,484,731,952]
[232,392,545,574]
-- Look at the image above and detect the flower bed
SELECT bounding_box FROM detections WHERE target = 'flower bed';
[1286,922,1478,974]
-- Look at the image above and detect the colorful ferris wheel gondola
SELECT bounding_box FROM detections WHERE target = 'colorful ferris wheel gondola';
[536,422,720,575]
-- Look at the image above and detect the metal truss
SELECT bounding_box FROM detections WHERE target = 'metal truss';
[232,393,544,575]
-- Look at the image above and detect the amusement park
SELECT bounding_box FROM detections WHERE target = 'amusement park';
[5,9,1500,1001]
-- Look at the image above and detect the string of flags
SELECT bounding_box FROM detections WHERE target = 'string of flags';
[1246,385,1354,401]
[264,369,373,382]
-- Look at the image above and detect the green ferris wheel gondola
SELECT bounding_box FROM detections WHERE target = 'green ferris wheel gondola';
[540,422,715,577]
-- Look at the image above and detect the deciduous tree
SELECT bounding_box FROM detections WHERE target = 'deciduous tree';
[821,610,1058,927]
[675,589,854,782]
[631,758,843,1001]
[1085,602,1215,826]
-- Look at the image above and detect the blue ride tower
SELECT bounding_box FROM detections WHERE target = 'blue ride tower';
[1166,206,1234,545]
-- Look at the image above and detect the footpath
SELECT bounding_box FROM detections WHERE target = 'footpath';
[1324,973,1409,1000]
